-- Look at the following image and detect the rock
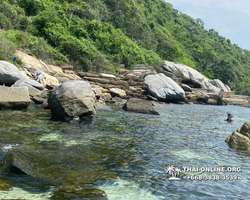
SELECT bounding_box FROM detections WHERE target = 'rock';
[12,80,44,98]
[15,51,81,81]
[15,51,49,72]
[53,71,82,81]
[109,88,127,98]
[13,78,44,90]
[144,73,185,102]
[226,122,250,150]
[38,72,60,89]
[31,96,46,104]
[102,92,112,101]
[0,61,25,84]
[110,97,127,105]
[100,73,116,79]
[221,92,250,107]
[185,89,223,105]
[56,77,70,83]
[209,79,231,92]
[0,86,31,109]
[163,61,221,93]
[97,102,113,111]
[122,98,159,115]
[52,187,108,200]
[48,80,97,121]
[182,84,192,92]
[129,65,156,78]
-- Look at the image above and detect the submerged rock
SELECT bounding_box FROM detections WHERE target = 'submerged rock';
[225,122,250,150]
[0,179,12,191]
[2,145,116,185]
[51,187,108,200]
[48,80,97,122]
[122,98,159,115]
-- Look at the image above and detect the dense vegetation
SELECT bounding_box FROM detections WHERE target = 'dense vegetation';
[1,0,250,94]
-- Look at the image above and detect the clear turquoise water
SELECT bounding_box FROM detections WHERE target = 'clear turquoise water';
[0,103,250,199]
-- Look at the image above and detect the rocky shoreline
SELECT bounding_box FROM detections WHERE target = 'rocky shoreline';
[1,51,250,115]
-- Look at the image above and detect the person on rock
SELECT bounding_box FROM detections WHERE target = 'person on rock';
[34,71,43,82]
[96,94,105,105]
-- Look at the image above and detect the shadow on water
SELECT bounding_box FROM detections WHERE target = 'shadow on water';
[0,104,250,199]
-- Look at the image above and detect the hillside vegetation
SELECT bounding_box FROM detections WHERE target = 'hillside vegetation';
[1,0,250,94]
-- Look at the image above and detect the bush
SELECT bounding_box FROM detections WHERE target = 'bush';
[0,36,17,61]
[0,13,12,30]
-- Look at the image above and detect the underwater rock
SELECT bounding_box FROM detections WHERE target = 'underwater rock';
[51,187,108,200]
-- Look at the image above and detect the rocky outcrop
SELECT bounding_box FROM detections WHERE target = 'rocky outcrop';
[144,73,185,102]
[209,79,231,92]
[122,98,159,115]
[10,50,247,107]
[221,92,250,107]
[12,79,48,104]
[0,61,25,84]
[15,50,81,81]
[163,61,221,93]
[185,89,223,105]
[78,65,156,101]
[48,80,97,121]
[226,122,250,150]
[0,86,31,109]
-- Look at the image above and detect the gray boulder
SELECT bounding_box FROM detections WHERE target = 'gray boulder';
[209,79,231,92]
[163,61,221,93]
[144,73,185,102]
[0,61,25,84]
[13,78,44,90]
[123,98,159,115]
[0,86,31,109]
[226,122,250,150]
[12,79,44,97]
[48,80,97,121]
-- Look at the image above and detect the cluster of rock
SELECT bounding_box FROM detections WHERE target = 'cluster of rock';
[1,50,249,122]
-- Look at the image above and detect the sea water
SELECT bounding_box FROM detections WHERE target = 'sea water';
[0,103,249,199]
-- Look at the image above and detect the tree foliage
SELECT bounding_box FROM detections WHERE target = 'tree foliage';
[0,0,250,94]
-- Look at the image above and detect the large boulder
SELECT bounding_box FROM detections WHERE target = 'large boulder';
[144,73,185,102]
[209,79,231,92]
[12,79,48,104]
[12,79,45,98]
[0,86,31,109]
[122,98,159,115]
[0,61,25,84]
[163,61,221,93]
[13,78,44,90]
[225,122,250,150]
[48,80,97,121]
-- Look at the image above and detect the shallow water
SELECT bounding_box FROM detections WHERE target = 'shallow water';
[0,103,250,199]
